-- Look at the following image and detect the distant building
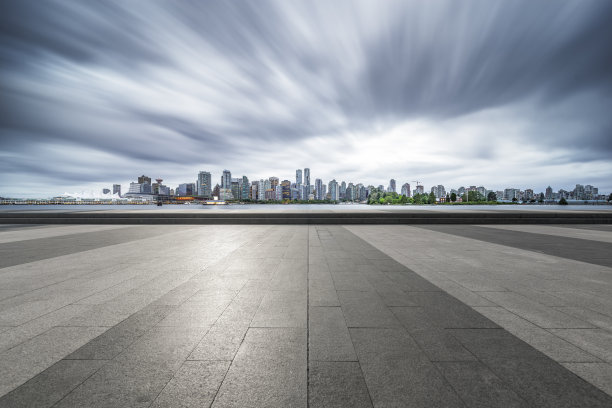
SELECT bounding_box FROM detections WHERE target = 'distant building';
[221,170,232,190]
[315,178,323,200]
[296,169,302,185]
[102,188,110,194]
[401,183,411,197]
[545,186,553,200]
[328,179,339,201]
[241,176,249,200]
[388,179,396,193]
[113,184,121,197]
[413,185,424,196]
[304,168,311,196]
[340,181,346,199]
[177,183,195,196]
[212,184,220,198]
[431,185,446,199]
[281,180,291,200]
[138,175,151,185]
[231,179,240,200]
[197,171,212,198]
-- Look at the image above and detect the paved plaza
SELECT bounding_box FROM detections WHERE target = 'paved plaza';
[0,223,611,407]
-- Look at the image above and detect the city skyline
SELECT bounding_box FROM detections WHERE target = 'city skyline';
[1,1,612,197]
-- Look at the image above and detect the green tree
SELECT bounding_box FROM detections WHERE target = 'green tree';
[429,191,436,203]
[559,197,568,205]
[538,193,544,203]
[487,191,497,201]
[450,192,457,202]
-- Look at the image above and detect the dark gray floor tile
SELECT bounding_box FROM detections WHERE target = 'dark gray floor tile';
[338,291,401,328]
[212,328,307,407]
[435,361,529,408]
[150,360,230,408]
[309,361,372,408]
[189,324,246,361]
[309,307,356,361]
[66,305,175,360]
[391,307,476,361]
[54,360,176,408]
[0,359,105,408]
[349,328,464,407]
[406,292,499,328]
[484,357,612,408]
[449,328,546,361]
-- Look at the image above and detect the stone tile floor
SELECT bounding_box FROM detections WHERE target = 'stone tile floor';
[0,224,610,407]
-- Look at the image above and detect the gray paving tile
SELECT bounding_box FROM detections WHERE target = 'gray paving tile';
[449,328,546,361]
[434,361,528,408]
[555,306,612,331]
[150,360,230,408]
[480,291,594,329]
[550,329,612,362]
[212,328,307,408]
[117,326,206,368]
[563,362,612,397]
[337,291,401,328]
[250,290,306,328]
[0,359,105,408]
[484,356,612,407]
[391,307,476,362]
[309,361,372,408]
[349,328,464,407]
[309,306,356,361]
[66,305,175,360]
[0,326,106,396]
[189,324,247,361]
[475,307,601,362]
[54,359,176,408]
[406,292,499,329]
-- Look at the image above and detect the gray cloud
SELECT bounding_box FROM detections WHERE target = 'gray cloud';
[1,0,611,196]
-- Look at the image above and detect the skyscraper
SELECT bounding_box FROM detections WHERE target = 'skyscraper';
[315,178,323,200]
[401,183,411,197]
[197,171,212,198]
[138,175,151,185]
[241,176,249,200]
[296,169,302,185]
[281,180,291,200]
[269,177,279,189]
[113,184,121,197]
[388,179,396,193]
[304,168,310,196]
[329,179,339,201]
[221,170,232,189]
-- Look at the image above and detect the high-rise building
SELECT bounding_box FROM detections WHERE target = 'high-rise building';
[388,179,396,193]
[138,175,151,185]
[431,185,446,199]
[212,184,220,198]
[545,186,553,200]
[269,177,279,189]
[231,178,240,200]
[113,184,121,197]
[250,181,258,200]
[296,169,302,185]
[304,168,311,196]
[401,183,411,197]
[197,171,212,198]
[328,179,339,201]
[414,185,424,196]
[221,170,232,189]
[281,180,291,200]
[241,176,249,200]
[340,181,346,200]
[315,178,323,200]
[258,180,265,201]
[177,183,195,196]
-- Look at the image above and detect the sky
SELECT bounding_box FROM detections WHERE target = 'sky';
[1,0,611,198]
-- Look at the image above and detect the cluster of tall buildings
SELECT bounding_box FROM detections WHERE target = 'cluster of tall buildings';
[119,171,605,203]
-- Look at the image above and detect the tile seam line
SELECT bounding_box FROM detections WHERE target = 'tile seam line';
[207,225,274,408]
[306,225,310,408]
[335,225,376,408]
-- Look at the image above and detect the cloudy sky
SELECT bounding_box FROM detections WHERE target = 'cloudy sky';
[1,0,611,197]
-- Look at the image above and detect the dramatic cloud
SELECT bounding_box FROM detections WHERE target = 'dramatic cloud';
[1,0,611,197]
